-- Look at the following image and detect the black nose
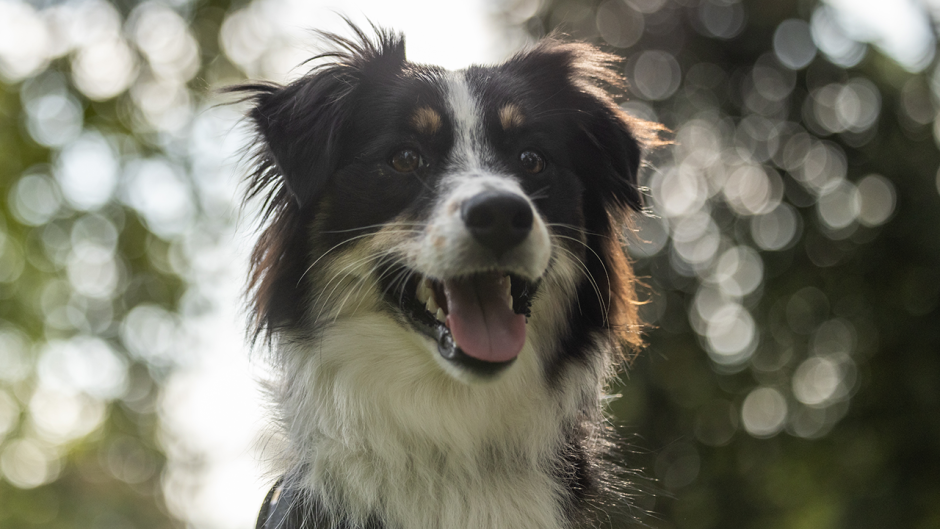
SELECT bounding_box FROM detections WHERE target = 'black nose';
[461,191,534,258]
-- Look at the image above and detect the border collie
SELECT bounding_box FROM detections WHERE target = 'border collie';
[231,24,660,529]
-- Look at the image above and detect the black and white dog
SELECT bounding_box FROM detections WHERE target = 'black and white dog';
[232,24,659,529]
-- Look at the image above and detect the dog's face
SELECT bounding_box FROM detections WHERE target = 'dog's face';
[237,30,648,381]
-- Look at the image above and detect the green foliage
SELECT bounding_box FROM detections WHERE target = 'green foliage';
[0,1,243,527]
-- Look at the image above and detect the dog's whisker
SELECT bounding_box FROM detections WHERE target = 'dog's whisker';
[321,222,427,234]
[554,244,609,322]
[312,249,391,323]
[325,256,397,316]
[298,228,425,288]
[527,186,551,201]
[335,258,405,322]
[297,232,391,287]
[553,233,614,321]
[545,222,606,239]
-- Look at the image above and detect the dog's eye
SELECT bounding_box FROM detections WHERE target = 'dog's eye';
[390,149,422,173]
[519,150,545,174]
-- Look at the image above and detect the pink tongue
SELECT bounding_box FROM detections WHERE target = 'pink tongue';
[443,274,526,363]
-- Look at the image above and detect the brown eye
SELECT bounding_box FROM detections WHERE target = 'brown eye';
[519,150,545,174]
[390,149,422,173]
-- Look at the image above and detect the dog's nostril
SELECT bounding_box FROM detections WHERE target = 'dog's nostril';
[461,191,533,258]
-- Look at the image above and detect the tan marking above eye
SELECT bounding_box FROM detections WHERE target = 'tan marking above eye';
[499,104,525,130]
[411,107,442,135]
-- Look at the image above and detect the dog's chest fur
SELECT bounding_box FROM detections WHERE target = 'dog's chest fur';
[277,312,604,529]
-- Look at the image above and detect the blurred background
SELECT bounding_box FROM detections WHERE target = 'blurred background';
[0,0,938,527]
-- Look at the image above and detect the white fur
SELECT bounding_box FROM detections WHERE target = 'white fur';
[445,71,489,172]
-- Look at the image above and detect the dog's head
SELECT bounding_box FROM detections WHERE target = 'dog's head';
[233,26,657,381]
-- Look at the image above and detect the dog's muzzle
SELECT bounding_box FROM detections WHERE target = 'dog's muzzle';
[396,188,546,379]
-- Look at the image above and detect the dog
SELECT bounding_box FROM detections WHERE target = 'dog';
[230,23,660,529]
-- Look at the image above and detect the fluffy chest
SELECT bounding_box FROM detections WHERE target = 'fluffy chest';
[274,312,598,529]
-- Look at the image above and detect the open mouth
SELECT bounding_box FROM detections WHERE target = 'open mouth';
[397,271,537,377]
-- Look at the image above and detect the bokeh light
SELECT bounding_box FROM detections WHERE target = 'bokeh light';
[631,50,681,100]
[9,170,64,227]
[856,174,896,226]
[774,19,817,70]
[54,133,120,211]
[811,6,866,68]
[696,0,745,40]
[750,203,801,250]
[0,438,61,489]
[741,387,788,437]
[596,0,644,48]
[0,2,53,82]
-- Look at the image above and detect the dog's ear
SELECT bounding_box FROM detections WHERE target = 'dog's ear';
[561,48,664,215]
[507,39,662,214]
[575,105,646,213]
[226,26,407,342]
[232,27,407,207]
[245,78,351,206]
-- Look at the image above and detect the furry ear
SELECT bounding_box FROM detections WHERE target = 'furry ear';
[576,102,668,215]
[225,24,407,341]
[245,78,351,206]
[506,39,662,214]
[230,25,407,207]
[575,106,644,212]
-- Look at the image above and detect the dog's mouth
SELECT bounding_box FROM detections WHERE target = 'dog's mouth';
[398,271,536,377]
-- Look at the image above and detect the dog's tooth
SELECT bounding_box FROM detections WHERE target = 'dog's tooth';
[426,294,438,313]
[435,308,446,323]
[416,280,430,304]
[500,276,512,307]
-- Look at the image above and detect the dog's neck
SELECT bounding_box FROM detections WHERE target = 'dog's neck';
[271,302,607,529]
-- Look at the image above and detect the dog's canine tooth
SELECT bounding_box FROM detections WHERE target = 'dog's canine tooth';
[426,293,439,313]
[417,278,431,304]
[435,308,446,323]
[501,275,512,308]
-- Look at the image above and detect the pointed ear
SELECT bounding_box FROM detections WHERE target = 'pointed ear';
[233,26,407,207]
[245,75,353,206]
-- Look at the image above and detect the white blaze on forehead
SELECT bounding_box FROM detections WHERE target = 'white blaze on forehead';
[418,72,552,282]
[445,71,489,171]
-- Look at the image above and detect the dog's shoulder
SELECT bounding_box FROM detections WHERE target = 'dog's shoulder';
[257,476,385,529]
